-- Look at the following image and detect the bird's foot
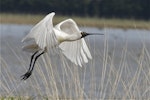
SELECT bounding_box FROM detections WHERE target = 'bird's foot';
[21,71,32,80]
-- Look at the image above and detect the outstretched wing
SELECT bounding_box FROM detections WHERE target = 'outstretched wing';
[55,19,80,35]
[56,19,92,66]
[59,39,92,66]
[22,12,57,50]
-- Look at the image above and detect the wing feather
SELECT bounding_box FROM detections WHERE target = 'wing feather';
[55,19,80,35]
[59,38,92,67]
[55,18,92,66]
[81,39,92,59]
[81,47,88,63]
[22,12,57,51]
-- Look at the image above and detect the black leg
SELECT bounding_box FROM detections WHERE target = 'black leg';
[29,51,38,72]
[21,50,44,80]
[31,51,44,72]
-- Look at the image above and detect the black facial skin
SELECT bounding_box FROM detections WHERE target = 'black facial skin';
[81,32,90,38]
[81,31,104,38]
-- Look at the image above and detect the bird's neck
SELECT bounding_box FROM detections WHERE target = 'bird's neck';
[54,28,80,43]
[66,34,80,41]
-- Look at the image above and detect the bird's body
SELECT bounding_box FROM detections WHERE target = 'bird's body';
[21,12,103,80]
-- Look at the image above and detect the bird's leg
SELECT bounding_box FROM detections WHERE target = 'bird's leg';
[28,51,39,72]
[21,51,39,80]
[30,51,44,72]
[21,50,45,80]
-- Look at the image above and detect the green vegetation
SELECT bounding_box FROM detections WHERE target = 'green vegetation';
[0,0,149,20]
[0,13,150,29]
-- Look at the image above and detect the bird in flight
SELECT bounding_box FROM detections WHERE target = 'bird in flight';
[21,12,104,80]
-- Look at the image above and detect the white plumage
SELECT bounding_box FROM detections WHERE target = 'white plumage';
[21,12,104,80]
[22,12,92,66]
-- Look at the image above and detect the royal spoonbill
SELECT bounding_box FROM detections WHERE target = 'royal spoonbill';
[21,12,103,80]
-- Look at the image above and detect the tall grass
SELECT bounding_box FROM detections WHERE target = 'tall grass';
[0,29,150,99]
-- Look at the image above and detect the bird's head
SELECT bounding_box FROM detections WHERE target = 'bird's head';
[81,32,104,38]
[81,32,89,38]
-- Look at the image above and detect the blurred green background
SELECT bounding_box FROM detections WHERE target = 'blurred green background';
[0,0,150,20]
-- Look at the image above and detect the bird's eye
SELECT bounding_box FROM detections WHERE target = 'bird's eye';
[81,32,85,35]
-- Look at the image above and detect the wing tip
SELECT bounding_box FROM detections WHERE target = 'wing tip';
[47,12,55,17]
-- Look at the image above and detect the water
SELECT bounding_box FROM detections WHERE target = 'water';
[0,24,150,99]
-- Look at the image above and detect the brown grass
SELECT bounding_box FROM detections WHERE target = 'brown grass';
[1,34,149,99]
[0,13,150,29]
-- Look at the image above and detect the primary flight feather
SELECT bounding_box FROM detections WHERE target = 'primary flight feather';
[21,12,103,80]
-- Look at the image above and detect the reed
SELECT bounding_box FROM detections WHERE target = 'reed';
[0,28,150,99]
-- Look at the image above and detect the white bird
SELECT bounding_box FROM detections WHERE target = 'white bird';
[21,12,104,80]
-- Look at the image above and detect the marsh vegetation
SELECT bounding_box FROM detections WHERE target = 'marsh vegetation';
[0,24,150,99]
